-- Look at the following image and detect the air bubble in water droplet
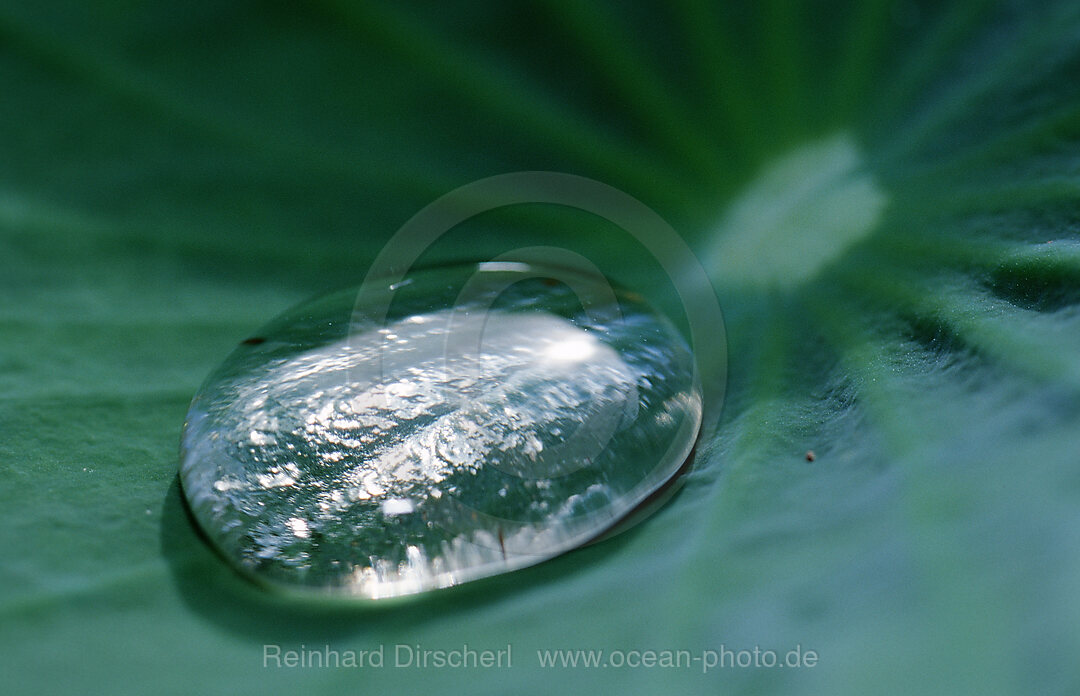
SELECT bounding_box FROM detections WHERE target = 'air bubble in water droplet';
[179,262,702,599]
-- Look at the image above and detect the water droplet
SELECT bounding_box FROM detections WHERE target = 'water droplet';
[180,262,701,599]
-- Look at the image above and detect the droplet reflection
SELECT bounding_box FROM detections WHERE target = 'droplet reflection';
[180,262,701,599]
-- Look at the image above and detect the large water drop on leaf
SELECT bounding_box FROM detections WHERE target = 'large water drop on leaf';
[180,262,701,599]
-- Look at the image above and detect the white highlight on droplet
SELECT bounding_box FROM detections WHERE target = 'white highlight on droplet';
[287,517,310,538]
[381,498,415,516]
[542,335,597,364]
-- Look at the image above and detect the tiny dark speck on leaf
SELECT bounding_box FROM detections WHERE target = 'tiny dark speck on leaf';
[241,336,267,345]
[805,451,816,462]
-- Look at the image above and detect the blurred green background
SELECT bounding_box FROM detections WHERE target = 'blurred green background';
[3,1,1080,693]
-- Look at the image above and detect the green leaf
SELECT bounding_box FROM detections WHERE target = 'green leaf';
[2,1,1079,694]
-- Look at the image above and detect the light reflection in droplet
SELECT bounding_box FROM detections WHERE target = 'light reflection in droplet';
[179,262,701,599]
